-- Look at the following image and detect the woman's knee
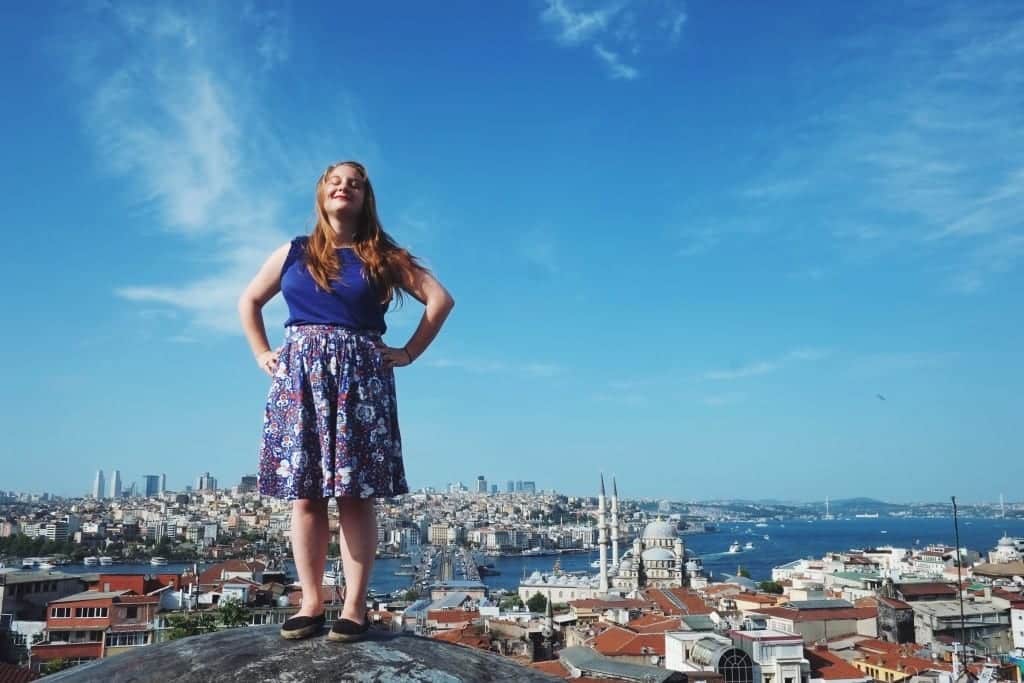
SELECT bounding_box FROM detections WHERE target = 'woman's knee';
[292,498,328,516]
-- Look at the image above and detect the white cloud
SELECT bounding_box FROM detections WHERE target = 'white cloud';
[593,45,638,80]
[425,357,564,378]
[58,3,372,335]
[739,4,1024,292]
[704,348,830,381]
[538,0,686,80]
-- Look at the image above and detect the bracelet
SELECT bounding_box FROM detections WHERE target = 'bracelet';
[403,346,414,364]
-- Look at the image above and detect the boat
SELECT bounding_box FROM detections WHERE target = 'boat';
[855,513,879,519]
[37,561,56,570]
[99,556,114,566]
[728,542,741,554]
[84,556,99,566]
[394,569,415,576]
[150,556,168,566]
[755,522,768,528]
[478,566,501,576]
[743,542,754,550]
[763,535,770,540]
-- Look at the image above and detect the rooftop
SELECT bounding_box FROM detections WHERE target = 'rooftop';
[44,624,559,682]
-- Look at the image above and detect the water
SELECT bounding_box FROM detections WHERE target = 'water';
[54,517,1024,593]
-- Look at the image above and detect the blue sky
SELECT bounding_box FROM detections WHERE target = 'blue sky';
[1,1,1021,502]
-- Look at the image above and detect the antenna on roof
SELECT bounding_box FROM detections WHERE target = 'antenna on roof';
[951,496,968,678]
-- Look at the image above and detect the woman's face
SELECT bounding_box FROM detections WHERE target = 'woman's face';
[321,164,366,216]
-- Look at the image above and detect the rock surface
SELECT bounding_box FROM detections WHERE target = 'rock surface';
[46,625,560,682]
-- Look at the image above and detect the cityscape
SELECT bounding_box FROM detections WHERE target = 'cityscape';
[1,473,1023,680]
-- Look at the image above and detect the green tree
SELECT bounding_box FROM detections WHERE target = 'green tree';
[737,566,751,578]
[166,611,218,640]
[526,592,548,613]
[42,658,70,674]
[758,580,784,595]
[403,589,420,602]
[216,598,250,628]
[499,595,524,610]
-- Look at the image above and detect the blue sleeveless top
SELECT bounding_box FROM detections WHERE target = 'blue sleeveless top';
[280,237,387,332]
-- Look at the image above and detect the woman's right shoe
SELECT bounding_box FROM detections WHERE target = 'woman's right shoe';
[280,612,326,640]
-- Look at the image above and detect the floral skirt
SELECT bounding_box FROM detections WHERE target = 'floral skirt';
[257,325,409,500]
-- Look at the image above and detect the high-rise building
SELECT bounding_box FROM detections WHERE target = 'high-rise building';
[506,480,514,493]
[490,484,498,495]
[92,470,105,499]
[522,481,536,495]
[111,470,122,499]
[196,472,217,492]
[239,475,258,493]
[159,473,166,494]
[515,480,524,493]
[476,476,487,494]
[143,475,161,498]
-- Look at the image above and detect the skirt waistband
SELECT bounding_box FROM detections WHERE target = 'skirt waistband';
[285,324,382,339]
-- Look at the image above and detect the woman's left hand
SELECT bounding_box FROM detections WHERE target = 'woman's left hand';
[375,343,414,369]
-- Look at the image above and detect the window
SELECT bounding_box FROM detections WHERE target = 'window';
[52,607,71,618]
[785,677,793,683]
[125,606,138,619]
[719,648,754,683]
[105,631,149,647]
[74,607,109,618]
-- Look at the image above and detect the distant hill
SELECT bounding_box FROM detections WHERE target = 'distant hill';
[826,498,905,513]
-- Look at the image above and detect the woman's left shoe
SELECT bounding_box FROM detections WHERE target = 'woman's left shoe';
[327,612,370,642]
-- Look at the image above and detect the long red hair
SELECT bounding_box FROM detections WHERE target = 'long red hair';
[305,161,424,307]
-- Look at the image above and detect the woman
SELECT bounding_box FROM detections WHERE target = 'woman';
[238,161,454,641]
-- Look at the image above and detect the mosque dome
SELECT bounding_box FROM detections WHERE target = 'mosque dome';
[642,520,678,540]
[998,535,1014,547]
[642,547,676,562]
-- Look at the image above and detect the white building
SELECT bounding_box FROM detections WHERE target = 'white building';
[988,536,1023,564]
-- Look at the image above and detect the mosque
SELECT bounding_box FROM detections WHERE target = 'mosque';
[518,476,703,602]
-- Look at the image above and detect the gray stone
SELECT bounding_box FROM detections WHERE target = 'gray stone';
[46,626,560,682]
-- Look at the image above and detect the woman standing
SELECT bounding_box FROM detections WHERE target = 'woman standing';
[238,161,454,641]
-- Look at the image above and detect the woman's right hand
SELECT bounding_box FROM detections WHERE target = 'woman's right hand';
[256,349,280,377]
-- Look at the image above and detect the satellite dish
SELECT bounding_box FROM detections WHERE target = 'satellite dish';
[650,655,660,664]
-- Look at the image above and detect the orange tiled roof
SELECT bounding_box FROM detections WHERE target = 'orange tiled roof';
[806,647,870,681]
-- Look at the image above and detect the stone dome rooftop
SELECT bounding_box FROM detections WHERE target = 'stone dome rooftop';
[45,624,560,682]
[641,519,678,540]
[641,547,676,562]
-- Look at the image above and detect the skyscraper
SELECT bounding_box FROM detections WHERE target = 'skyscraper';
[92,470,105,499]
[506,480,514,493]
[476,476,487,494]
[143,475,161,498]
[239,475,258,493]
[522,481,536,494]
[110,470,122,499]
[196,472,217,492]
[159,473,166,495]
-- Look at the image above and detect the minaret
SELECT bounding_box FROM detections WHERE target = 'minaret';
[598,474,609,593]
[611,477,620,570]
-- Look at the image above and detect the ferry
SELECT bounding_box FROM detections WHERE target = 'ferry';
[855,513,879,519]
[83,556,99,566]
[99,556,114,566]
[744,542,754,551]
[150,556,168,566]
[728,542,741,554]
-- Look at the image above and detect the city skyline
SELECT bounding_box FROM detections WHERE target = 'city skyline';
[2,2,1022,500]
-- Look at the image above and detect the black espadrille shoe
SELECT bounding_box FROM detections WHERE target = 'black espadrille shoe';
[327,612,370,642]
[280,612,325,640]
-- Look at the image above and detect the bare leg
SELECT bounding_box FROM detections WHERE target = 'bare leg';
[336,496,377,623]
[290,498,329,617]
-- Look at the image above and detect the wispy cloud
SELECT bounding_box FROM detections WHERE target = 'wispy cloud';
[593,44,638,80]
[701,392,744,407]
[539,0,686,80]
[738,3,1024,292]
[704,348,831,381]
[425,357,565,378]
[57,3,369,335]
